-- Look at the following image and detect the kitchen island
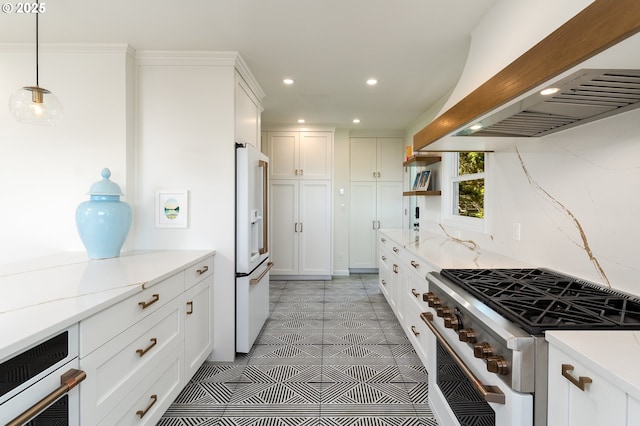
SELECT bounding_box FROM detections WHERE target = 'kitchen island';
[0,249,214,425]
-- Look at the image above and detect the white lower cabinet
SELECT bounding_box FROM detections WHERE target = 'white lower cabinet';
[79,256,214,425]
[547,344,626,426]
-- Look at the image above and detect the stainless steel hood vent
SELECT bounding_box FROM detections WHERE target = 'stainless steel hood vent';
[455,69,640,137]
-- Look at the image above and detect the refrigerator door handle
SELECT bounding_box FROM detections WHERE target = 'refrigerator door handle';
[250,262,274,285]
[259,159,269,255]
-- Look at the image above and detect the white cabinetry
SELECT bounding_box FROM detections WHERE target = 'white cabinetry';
[79,256,214,425]
[349,138,404,270]
[268,131,332,180]
[235,73,262,149]
[547,342,626,426]
[267,131,333,279]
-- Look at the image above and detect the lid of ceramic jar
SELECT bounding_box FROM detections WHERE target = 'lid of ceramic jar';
[87,168,124,196]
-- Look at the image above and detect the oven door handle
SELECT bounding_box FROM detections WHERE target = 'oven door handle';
[7,368,87,426]
[421,312,506,404]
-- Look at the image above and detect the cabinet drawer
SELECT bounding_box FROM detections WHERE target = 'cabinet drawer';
[185,255,214,290]
[405,270,429,313]
[99,351,182,426]
[80,297,183,425]
[404,301,430,367]
[80,271,184,356]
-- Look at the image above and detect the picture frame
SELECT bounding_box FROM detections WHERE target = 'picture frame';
[155,190,189,228]
[417,170,431,190]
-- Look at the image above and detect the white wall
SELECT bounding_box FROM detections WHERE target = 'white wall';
[0,44,133,263]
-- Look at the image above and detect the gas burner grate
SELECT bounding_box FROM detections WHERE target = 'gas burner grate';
[440,268,640,335]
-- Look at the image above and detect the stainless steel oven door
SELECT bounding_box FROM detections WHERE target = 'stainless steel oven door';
[421,312,533,426]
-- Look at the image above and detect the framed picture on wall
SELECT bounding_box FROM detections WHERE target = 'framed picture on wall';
[417,170,431,190]
[155,190,189,228]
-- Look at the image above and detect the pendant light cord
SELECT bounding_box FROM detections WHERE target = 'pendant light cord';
[35,0,39,87]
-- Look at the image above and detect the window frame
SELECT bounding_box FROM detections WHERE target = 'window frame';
[441,152,488,234]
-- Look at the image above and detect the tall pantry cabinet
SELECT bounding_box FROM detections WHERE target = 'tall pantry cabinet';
[349,138,404,271]
[266,131,333,279]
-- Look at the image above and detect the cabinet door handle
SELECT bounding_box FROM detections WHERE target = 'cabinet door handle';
[197,265,209,275]
[562,364,592,391]
[136,394,158,418]
[373,171,377,178]
[393,247,399,253]
[372,221,376,230]
[411,325,420,336]
[294,223,298,232]
[186,301,194,315]
[393,264,398,274]
[377,172,381,178]
[381,255,387,261]
[136,338,158,357]
[411,288,420,298]
[138,294,160,310]
[411,260,419,268]
[299,223,303,232]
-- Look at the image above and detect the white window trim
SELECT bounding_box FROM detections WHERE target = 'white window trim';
[441,152,488,234]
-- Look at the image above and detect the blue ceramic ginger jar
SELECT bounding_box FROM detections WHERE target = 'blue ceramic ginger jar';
[76,168,132,259]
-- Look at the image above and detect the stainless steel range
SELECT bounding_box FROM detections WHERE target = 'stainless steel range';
[423,268,640,426]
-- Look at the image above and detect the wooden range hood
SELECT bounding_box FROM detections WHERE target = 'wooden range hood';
[413,0,640,151]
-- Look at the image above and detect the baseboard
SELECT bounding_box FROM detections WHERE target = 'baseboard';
[349,268,379,274]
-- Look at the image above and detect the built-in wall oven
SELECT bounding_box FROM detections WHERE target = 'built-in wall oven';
[423,268,640,426]
[0,325,85,425]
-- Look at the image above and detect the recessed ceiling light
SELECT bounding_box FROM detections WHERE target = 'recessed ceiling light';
[353,119,361,124]
[540,87,560,96]
[297,119,305,123]
[366,78,378,86]
[283,78,294,85]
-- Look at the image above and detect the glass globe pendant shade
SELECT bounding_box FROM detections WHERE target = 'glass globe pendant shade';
[9,85,63,126]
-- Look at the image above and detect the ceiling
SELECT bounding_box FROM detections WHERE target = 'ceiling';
[0,0,498,130]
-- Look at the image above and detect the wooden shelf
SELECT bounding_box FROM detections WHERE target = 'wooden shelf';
[403,190,441,196]
[403,155,441,167]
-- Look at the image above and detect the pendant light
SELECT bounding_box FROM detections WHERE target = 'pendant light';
[9,0,63,126]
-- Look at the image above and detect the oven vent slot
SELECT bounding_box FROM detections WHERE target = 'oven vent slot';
[456,69,640,137]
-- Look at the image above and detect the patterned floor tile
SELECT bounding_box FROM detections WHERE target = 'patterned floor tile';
[160,275,438,426]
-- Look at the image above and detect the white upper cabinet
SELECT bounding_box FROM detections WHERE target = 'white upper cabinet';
[268,131,332,180]
[235,74,262,149]
[350,138,404,182]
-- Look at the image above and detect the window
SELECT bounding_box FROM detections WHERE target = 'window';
[442,152,486,232]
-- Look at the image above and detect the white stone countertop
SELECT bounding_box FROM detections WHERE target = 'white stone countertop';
[0,249,215,362]
[380,228,530,269]
[546,330,640,401]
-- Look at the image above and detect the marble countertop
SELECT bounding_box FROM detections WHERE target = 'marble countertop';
[546,330,640,401]
[380,228,530,269]
[0,249,215,362]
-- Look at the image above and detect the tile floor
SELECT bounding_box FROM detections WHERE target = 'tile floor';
[158,274,438,426]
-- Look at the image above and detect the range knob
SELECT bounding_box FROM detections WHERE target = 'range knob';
[436,306,452,318]
[443,316,460,331]
[487,356,510,375]
[458,328,477,343]
[428,297,442,309]
[473,342,494,359]
[423,292,436,303]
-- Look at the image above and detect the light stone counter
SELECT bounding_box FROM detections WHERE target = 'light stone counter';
[380,228,529,270]
[0,250,214,361]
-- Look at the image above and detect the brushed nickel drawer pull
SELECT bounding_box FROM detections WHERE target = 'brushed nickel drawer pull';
[411,260,419,268]
[393,264,398,274]
[197,265,209,275]
[136,394,158,418]
[138,294,159,309]
[381,255,387,261]
[136,338,157,357]
[7,369,86,426]
[421,312,505,404]
[393,247,399,253]
[411,288,420,298]
[186,301,194,315]
[562,364,592,391]
[411,325,420,336]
